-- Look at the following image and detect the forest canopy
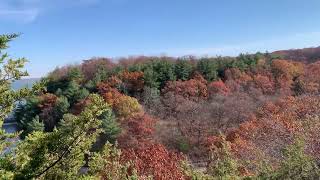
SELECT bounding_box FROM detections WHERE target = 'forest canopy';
[2,34,320,179]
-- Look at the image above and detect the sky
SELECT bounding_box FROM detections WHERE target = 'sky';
[1,0,320,78]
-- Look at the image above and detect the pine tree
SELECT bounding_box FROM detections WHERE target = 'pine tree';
[7,94,111,179]
[175,59,193,81]
[100,111,121,144]
[26,116,45,134]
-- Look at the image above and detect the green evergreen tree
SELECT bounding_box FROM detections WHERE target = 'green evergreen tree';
[143,60,176,89]
[143,67,160,89]
[197,58,218,81]
[75,88,90,101]
[175,59,193,81]
[85,66,110,91]
[4,94,110,179]
[63,81,89,105]
[67,67,84,83]
[26,116,45,134]
[53,96,70,120]
[99,111,121,145]
[154,60,176,88]
[15,96,41,131]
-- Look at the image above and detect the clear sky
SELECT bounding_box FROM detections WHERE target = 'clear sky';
[1,0,320,78]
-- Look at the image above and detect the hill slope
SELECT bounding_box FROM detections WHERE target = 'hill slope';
[273,46,320,63]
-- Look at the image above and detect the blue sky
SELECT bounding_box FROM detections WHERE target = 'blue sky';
[1,0,320,77]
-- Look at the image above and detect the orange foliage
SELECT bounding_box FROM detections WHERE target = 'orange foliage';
[295,62,320,94]
[118,113,156,148]
[98,82,142,118]
[162,74,208,101]
[97,76,122,91]
[119,70,144,93]
[216,95,320,171]
[271,59,304,79]
[38,93,58,110]
[107,76,123,88]
[121,142,186,180]
[271,60,305,94]
[98,85,123,106]
[252,74,275,94]
[208,80,230,96]
[224,68,253,83]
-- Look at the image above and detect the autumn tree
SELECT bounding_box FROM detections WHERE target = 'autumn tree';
[162,74,208,101]
[81,58,114,81]
[118,113,156,148]
[119,70,144,95]
[121,142,186,180]
[208,80,230,97]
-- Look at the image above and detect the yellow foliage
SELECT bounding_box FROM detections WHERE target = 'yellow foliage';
[114,95,143,118]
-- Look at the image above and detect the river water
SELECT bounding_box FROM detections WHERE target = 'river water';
[3,123,18,134]
[2,79,39,134]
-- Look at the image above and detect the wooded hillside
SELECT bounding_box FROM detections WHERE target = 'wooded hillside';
[2,34,320,179]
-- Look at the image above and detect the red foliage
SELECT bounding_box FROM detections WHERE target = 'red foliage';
[37,93,59,131]
[97,76,122,93]
[295,62,320,94]
[38,93,58,110]
[224,68,253,83]
[118,113,156,148]
[70,97,91,115]
[215,95,320,172]
[252,74,275,94]
[97,83,123,106]
[119,70,144,93]
[273,46,320,63]
[81,58,115,81]
[121,142,186,180]
[126,113,156,139]
[208,80,230,96]
[162,74,208,101]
